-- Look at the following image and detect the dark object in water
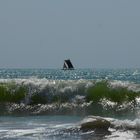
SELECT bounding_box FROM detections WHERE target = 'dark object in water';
[80,116,111,132]
[63,59,74,70]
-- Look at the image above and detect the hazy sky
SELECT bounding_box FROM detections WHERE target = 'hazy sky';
[0,0,140,68]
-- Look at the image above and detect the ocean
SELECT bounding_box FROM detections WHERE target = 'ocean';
[0,68,140,140]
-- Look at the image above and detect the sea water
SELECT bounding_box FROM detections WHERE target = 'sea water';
[0,68,140,140]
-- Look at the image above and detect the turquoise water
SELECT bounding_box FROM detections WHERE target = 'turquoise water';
[0,68,140,82]
[0,69,140,139]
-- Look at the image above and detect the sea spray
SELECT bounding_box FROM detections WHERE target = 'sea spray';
[0,79,140,104]
[0,79,93,104]
[0,79,140,116]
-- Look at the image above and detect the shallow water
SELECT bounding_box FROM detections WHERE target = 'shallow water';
[0,115,88,140]
[0,68,140,139]
[0,115,140,140]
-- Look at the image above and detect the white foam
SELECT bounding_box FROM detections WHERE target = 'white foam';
[110,80,140,92]
[0,78,93,93]
[106,129,135,140]
[132,70,140,76]
[108,118,140,131]
[0,127,46,139]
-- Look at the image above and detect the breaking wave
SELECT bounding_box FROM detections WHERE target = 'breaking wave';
[0,78,140,115]
[0,78,93,104]
[80,115,140,131]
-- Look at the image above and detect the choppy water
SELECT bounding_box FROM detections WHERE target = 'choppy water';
[0,68,140,140]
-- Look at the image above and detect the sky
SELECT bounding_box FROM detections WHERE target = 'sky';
[0,0,140,68]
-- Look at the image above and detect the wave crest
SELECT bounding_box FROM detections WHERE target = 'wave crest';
[0,78,140,107]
